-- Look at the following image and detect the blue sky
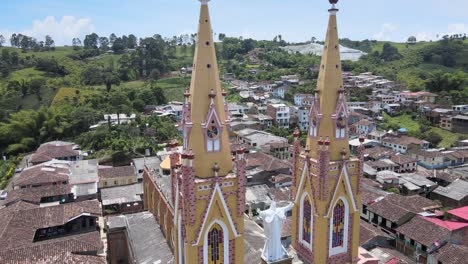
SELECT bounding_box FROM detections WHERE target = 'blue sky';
[1,0,467,45]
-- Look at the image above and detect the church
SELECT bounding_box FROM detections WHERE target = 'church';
[142,0,364,263]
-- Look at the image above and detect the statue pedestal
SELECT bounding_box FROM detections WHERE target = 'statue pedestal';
[261,256,293,264]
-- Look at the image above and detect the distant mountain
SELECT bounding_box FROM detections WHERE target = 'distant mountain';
[281,43,367,61]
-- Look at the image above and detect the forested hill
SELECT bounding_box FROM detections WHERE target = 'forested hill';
[0,32,467,159]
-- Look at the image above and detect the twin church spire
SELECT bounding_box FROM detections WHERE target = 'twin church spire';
[306,0,350,162]
[182,0,232,178]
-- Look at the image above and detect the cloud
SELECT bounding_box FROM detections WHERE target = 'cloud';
[413,23,468,42]
[372,23,399,41]
[18,16,95,46]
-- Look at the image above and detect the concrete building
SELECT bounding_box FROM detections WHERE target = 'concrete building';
[266,103,290,128]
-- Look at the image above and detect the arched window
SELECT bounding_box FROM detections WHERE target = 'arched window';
[332,200,345,248]
[302,198,312,243]
[208,224,224,264]
[299,193,313,250]
[329,198,349,257]
[335,112,347,139]
[206,121,220,152]
[309,116,318,137]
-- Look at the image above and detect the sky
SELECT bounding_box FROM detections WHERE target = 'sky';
[0,0,467,46]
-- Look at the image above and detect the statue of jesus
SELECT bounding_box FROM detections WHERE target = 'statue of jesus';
[259,201,294,262]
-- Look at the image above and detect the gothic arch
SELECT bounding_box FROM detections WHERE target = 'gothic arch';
[328,196,349,256]
[203,219,229,264]
[299,192,313,250]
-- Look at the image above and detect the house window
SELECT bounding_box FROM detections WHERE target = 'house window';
[208,224,223,264]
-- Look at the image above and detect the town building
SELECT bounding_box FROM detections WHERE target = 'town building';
[451,115,468,133]
[98,165,138,188]
[382,135,429,153]
[29,141,81,165]
[294,94,314,106]
[266,103,290,128]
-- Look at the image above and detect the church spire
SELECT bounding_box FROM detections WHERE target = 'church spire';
[185,0,233,177]
[307,0,349,161]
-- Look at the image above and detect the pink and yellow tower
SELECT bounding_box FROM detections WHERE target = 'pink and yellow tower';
[172,0,246,263]
[291,1,364,263]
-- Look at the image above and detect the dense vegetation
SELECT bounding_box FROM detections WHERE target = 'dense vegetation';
[0,32,467,164]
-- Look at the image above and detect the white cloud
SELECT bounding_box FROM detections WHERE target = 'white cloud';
[413,23,468,42]
[16,16,95,46]
[372,23,399,41]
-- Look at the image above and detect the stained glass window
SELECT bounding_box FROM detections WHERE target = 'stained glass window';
[207,125,219,139]
[332,200,345,248]
[302,198,312,243]
[208,224,223,264]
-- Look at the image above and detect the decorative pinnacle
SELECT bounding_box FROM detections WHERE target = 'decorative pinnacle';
[293,127,300,138]
[184,89,190,98]
[222,89,227,97]
[209,89,216,98]
[329,0,339,11]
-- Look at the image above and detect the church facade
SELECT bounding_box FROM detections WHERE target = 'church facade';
[143,0,246,263]
[290,1,364,263]
[143,0,363,263]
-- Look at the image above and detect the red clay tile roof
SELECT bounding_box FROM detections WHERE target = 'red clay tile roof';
[359,221,392,245]
[245,152,291,172]
[395,216,451,246]
[0,200,102,251]
[30,143,79,164]
[389,154,417,165]
[383,136,426,146]
[0,231,103,264]
[14,165,69,187]
[367,194,440,223]
[430,243,468,264]
[364,147,396,160]
[5,185,72,205]
[98,165,136,179]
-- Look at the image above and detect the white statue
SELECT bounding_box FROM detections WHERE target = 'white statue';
[260,201,294,262]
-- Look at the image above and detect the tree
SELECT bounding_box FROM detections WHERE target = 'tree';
[111,37,126,53]
[109,33,117,46]
[0,35,5,47]
[44,35,55,50]
[127,34,137,49]
[72,38,82,50]
[380,43,402,61]
[99,37,110,51]
[218,33,226,41]
[10,34,18,47]
[424,131,442,147]
[407,36,417,44]
[149,68,160,82]
[102,68,121,93]
[84,33,99,49]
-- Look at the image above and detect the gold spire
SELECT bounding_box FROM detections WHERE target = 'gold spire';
[187,0,233,177]
[307,2,350,161]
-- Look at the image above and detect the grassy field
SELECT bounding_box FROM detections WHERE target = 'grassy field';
[158,77,191,102]
[383,113,465,148]
[51,87,101,106]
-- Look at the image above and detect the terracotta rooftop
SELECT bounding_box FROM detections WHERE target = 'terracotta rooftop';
[368,194,440,223]
[359,220,392,246]
[14,164,69,187]
[395,216,451,246]
[0,200,102,251]
[245,152,291,172]
[0,231,103,264]
[389,154,417,165]
[98,165,136,179]
[30,142,79,164]
[364,147,396,160]
[430,243,468,264]
[5,185,72,205]
[355,119,375,126]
